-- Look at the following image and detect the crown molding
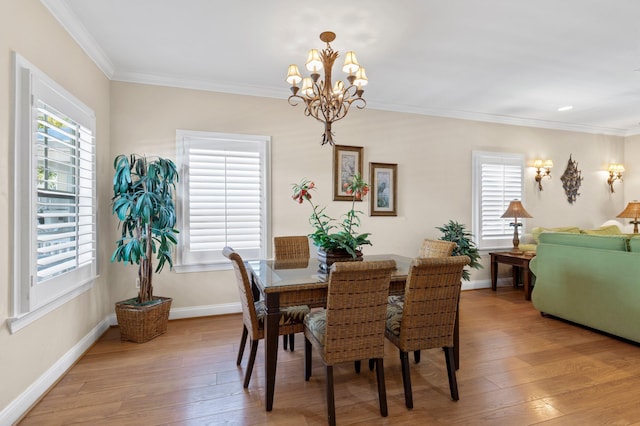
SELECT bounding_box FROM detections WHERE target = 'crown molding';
[365,101,630,137]
[40,0,115,78]
[112,70,285,99]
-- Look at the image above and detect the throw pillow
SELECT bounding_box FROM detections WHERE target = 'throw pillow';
[581,225,622,235]
[532,226,581,244]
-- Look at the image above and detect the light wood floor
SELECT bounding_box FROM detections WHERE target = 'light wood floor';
[19,287,640,425]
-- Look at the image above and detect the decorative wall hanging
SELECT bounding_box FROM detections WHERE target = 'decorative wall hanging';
[560,154,583,204]
[369,162,397,216]
[333,145,363,201]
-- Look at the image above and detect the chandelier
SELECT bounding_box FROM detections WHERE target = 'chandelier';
[286,31,368,145]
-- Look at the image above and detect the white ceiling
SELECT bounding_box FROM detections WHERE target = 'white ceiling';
[42,0,640,136]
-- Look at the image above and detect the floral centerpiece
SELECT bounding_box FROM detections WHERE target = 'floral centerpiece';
[292,174,371,271]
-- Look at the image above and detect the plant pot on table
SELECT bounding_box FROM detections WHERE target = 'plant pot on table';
[317,247,363,273]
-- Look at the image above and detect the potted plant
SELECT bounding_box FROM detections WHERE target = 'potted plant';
[292,175,371,272]
[111,154,179,343]
[436,220,483,281]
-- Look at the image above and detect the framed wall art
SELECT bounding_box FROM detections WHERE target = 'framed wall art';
[333,145,363,201]
[370,162,397,216]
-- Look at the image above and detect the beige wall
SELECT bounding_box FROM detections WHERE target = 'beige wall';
[109,81,628,307]
[624,134,640,204]
[0,0,111,416]
[2,0,636,420]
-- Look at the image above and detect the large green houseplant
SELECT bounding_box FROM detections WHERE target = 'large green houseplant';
[111,154,179,342]
[436,220,482,281]
[292,175,371,272]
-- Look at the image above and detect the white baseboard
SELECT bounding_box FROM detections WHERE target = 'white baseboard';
[462,277,509,291]
[169,302,242,320]
[0,317,110,426]
[106,302,242,326]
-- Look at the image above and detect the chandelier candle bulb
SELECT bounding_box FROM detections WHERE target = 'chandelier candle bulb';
[286,31,368,145]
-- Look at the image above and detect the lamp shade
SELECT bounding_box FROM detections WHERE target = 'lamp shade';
[354,67,368,87]
[501,200,533,219]
[617,201,640,219]
[286,64,302,85]
[342,51,360,74]
[609,164,625,173]
[305,49,323,72]
[617,201,640,234]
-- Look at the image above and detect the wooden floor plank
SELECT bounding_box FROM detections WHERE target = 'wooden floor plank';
[18,287,640,425]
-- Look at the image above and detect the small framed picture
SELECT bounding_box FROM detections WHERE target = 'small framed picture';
[370,162,397,216]
[333,145,364,201]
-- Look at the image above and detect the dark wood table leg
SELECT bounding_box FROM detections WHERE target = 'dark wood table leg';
[263,292,280,411]
[523,266,531,301]
[512,265,519,287]
[491,254,498,291]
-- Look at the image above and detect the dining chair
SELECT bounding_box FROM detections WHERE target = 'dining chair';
[418,238,456,258]
[304,260,396,426]
[273,235,311,351]
[223,246,310,388]
[385,256,469,409]
[408,238,457,363]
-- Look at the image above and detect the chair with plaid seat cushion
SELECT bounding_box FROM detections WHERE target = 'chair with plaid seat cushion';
[223,246,310,388]
[385,256,469,409]
[304,260,396,426]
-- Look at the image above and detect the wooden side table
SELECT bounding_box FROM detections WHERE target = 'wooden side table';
[489,251,535,300]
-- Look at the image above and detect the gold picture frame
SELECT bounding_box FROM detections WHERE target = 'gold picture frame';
[370,162,397,216]
[333,145,363,201]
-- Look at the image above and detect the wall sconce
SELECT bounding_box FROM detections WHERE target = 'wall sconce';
[533,159,553,191]
[607,163,624,193]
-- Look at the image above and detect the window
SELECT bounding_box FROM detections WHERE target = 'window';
[11,54,97,332]
[472,151,525,250]
[175,130,270,272]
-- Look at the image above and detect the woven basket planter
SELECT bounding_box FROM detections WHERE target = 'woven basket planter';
[115,296,172,343]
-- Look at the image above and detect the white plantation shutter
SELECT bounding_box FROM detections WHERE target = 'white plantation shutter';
[11,53,97,328]
[176,130,270,270]
[35,101,96,283]
[472,151,524,249]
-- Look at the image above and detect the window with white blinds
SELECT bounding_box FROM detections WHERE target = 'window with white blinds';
[472,151,525,249]
[11,53,97,331]
[176,130,270,271]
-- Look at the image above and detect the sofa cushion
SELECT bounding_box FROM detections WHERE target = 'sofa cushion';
[581,224,622,235]
[532,226,580,244]
[538,232,627,251]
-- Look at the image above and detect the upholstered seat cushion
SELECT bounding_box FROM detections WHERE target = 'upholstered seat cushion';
[304,309,327,344]
[254,300,310,327]
[386,295,404,337]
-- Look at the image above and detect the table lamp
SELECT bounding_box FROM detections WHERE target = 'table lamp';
[616,200,640,234]
[501,200,533,253]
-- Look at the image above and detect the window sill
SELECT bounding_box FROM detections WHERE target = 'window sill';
[174,263,232,273]
[6,279,95,334]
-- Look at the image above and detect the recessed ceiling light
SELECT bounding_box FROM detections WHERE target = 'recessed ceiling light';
[557,105,573,112]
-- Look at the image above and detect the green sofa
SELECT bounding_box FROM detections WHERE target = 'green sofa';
[530,232,640,344]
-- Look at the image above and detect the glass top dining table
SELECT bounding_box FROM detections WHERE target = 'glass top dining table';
[245,254,460,412]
